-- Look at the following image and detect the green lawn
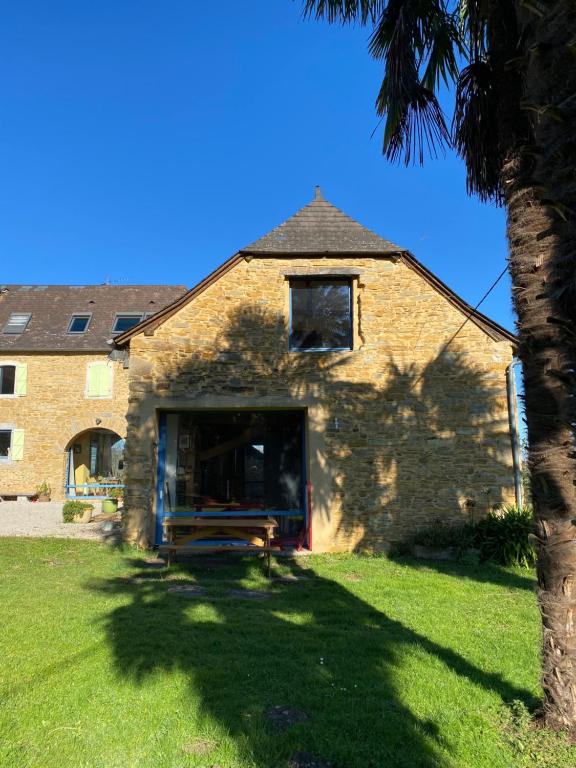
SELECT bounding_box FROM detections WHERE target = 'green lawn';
[0,539,574,768]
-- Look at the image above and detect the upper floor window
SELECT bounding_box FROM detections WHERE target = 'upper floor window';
[0,365,16,395]
[112,314,143,333]
[2,312,31,334]
[289,279,352,351]
[68,314,91,334]
[0,363,27,396]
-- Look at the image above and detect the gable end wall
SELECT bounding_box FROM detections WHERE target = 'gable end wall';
[123,256,516,551]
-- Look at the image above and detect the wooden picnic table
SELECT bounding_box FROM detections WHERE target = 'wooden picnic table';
[160,515,279,576]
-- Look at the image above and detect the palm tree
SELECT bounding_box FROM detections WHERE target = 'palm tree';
[301,0,576,729]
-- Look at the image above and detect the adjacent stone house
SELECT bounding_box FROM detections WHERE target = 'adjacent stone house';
[0,284,185,500]
[114,190,519,552]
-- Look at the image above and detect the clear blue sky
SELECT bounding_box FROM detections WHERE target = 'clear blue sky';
[0,1,514,331]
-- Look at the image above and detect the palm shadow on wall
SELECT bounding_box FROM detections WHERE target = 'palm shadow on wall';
[135,304,514,547]
[110,305,532,766]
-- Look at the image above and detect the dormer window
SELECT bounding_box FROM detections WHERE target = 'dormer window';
[112,314,143,333]
[67,314,91,334]
[2,312,31,335]
[289,279,352,351]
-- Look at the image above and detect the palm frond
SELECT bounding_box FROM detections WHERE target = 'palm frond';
[302,0,384,24]
[453,61,502,201]
[302,0,504,193]
[457,0,489,58]
[421,11,462,90]
[368,1,456,163]
[379,77,450,164]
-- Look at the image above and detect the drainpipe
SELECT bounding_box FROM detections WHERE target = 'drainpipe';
[506,359,524,509]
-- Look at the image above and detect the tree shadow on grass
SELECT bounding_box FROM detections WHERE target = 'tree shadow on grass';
[117,302,529,764]
[390,555,537,592]
[88,556,537,768]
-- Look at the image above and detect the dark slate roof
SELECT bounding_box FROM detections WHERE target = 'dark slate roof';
[0,284,187,352]
[242,187,403,254]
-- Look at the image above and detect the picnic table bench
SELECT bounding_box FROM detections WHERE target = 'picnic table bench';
[159,514,280,577]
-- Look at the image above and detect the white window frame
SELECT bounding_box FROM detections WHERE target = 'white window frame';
[67,313,92,334]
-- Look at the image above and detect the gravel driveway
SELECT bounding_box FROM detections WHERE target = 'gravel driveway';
[0,500,108,540]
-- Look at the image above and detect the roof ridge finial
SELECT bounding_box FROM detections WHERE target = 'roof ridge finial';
[314,185,324,201]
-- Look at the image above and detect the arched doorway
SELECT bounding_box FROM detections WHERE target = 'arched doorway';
[65,428,125,498]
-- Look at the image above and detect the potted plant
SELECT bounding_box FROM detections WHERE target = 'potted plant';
[35,481,51,502]
[102,487,123,514]
[62,500,94,524]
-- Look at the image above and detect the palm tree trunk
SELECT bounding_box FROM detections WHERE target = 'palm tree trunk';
[504,1,576,729]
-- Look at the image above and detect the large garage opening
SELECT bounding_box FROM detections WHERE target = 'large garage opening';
[158,410,306,546]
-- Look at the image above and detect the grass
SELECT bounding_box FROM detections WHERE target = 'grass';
[0,539,574,768]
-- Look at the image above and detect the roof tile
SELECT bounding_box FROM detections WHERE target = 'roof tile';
[0,284,187,352]
[243,188,402,254]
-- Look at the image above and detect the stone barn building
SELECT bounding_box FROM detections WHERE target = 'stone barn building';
[114,189,519,552]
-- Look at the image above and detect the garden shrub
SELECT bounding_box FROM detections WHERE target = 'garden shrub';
[412,519,477,553]
[409,507,536,568]
[476,505,536,568]
[62,500,94,523]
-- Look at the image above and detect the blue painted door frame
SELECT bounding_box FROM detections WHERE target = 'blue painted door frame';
[154,413,167,545]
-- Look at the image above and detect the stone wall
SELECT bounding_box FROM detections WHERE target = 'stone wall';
[0,352,129,500]
[123,255,516,551]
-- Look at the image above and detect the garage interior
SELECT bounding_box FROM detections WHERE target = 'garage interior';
[161,410,306,545]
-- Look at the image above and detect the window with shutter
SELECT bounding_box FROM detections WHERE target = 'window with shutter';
[0,363,28,396]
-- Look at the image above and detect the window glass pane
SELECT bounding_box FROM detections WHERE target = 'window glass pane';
[0,366,16,395]
[290,280,351,350]
[245,443,265,498]
[0,430,10,457]
[68,315,90,333]
[112,315,142,333]
[3,313,31,334]
[166,411,302,513]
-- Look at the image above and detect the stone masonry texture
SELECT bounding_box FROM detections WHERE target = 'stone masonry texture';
[122,255,516,552]
[0,353,128,499]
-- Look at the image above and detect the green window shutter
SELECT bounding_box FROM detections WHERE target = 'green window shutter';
[101,364,112,396]
[87,363,112,397]
[15,364,27,396]
[87,365,99,397]
[11,429,24,460]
